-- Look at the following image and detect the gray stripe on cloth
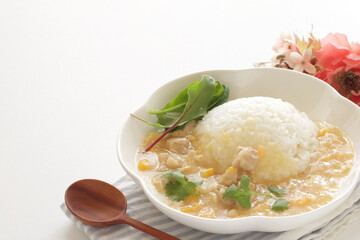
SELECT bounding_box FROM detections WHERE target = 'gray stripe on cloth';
[59,176,290,240]
[61,175,360,240]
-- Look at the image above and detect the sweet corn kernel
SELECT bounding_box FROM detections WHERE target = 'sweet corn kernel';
[180,203,202,213]
[138,160,151,171]
[184,195,199,204]
[257,145,264,159]
[181,207,193,213]
[191,203,202,211]
[188,136,196,141]
[225,166,237,175]
[341,166,350,175]
[318,128,329,137]
[291,196,313,207]
[200,168,215,178]
[181,166,191,174]
[219,166,238,186]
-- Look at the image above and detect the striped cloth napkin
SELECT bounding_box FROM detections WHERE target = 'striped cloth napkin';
[61,175,360,240]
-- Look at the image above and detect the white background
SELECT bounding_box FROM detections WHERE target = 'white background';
[0,0,359,239]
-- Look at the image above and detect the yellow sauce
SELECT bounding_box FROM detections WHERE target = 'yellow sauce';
[136,121,354,218]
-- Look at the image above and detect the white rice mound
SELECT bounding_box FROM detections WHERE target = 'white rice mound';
[194,96,319,183]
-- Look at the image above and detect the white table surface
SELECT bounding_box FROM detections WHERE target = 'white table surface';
[1,1,359,239]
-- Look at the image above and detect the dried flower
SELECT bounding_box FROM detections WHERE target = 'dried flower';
[272,32,320,75]
[270,31,360,106]
[285,49,316,74]
[272,33,297,53]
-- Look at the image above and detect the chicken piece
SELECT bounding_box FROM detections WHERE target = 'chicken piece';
[158,151,182,169]
[199,208,216,218]
[219,166,238,186]
[158,152,170,163]
[232,146,258,171]
[226,208,241,218]
[217,187,226,201]
[152,175,167,192]
[165,156,182,169]
[166,137,189,154]
[185,150,201,164]
[198,177,218,194]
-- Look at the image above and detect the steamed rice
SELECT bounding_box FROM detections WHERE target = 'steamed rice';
[193,96,319,183]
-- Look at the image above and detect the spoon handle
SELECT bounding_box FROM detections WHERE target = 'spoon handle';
[122,215,180,240]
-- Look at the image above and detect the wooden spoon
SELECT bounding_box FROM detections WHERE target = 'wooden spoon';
[65,179,179,240]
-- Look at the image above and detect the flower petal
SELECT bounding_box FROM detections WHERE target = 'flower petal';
[290,52,303,63]
[303,48,313,62]
[346,53,360,61]
[293,64,304,72]
[273,38,284,52]
[284,51,296,68]
[315,70,330,83]
[321,33,351,49]
[315,44,350,70]
[350,42,360,55]
[343,57,360,70]
[303,62,316,74]
[351,90,360,96]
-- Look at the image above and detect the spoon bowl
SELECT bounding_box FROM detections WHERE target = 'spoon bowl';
[65,179,179,240]
[65,179,127,226]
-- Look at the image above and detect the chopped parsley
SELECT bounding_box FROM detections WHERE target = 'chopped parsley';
[271,199,289,212]
[223,175,289,212]
[267,186,287,197]
[222,175,272,209]
[163,171,202,201]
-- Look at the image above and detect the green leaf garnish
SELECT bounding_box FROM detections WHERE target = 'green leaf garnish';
[207,81,230,111]
[149,76,229,128]
[163,171,202,201]
[223,175,272,209]
[132,75,229,151]
[148,81,198,116]
[223,184,252,209]
[267,186,287,197]
[271,199,289,212]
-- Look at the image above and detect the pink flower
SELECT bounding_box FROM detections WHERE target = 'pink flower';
[272,32,360,106]
[285,49,316,74]
[272,33,297,53]
[315,33,360,82]
[350,42,360,55]
[314,33,360,105]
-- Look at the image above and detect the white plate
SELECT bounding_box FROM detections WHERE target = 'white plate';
[117,68,360,234]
